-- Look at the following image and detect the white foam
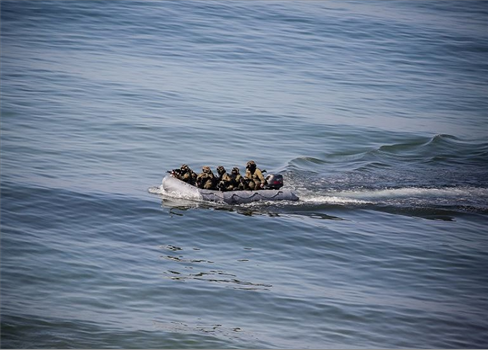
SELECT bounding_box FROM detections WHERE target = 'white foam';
[148,186,164,195]
[300,195,373,205]
[296,186,488,207]
[148,185,197,200]
[338,187,488,199]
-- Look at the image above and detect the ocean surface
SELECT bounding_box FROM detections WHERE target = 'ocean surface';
[2,1,488,348]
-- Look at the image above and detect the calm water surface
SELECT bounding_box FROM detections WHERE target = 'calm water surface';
[2,1,488,348]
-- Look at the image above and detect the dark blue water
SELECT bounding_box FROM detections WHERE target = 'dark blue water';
[2,1,488,348]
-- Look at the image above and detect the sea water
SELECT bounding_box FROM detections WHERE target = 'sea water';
[2,1,488,348]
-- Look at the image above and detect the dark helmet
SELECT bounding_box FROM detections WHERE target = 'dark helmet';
[246,160,256,169]
[202,166,211,173]
[217,165,226,175]
[231,167,240,174]
[181,164,189,171]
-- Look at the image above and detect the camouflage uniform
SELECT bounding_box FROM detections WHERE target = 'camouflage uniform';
[196,166,216,189]
[176,164,197,185]
[230,167,245,191]
[216,166,233,191]
[244,160,266,190]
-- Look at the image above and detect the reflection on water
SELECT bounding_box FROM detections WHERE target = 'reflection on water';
[158,245,272,291]
[153,320,245,335]
[152,320,257,346]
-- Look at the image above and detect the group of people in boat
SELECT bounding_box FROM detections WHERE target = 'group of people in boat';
[169,161,266,191]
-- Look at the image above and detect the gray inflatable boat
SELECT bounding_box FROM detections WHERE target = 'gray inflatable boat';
[161,175,299,204]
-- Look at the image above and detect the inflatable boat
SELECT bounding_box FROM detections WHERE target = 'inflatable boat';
[161,174,299,204]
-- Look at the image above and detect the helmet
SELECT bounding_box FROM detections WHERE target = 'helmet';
[202,166,211,173]
[217,165,225,174]
[246,160,256,168]
[181,164,189,171]
[232,167,240,174]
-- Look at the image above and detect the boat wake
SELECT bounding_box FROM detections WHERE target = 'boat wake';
[150,182,488,216]
[299,186,488,204]
[150,146,488,220]
[290,186,488,222]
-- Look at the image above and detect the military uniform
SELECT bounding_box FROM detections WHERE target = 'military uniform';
[176,164,197,186]
[244,160,266,190]
[230,167,245,191]
[196,166,216,189]
[216,166,233,191]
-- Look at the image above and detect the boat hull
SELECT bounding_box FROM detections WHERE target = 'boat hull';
[161,175,299,204]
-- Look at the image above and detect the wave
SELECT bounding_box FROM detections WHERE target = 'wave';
[289,134,488,172]
[285,133,488,213]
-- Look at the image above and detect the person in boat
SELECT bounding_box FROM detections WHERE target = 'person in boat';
[196,166,216,189]
[216,166,233,191]
[230,167,245,191]
[244,160,266,190]
[173,164,197,185]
